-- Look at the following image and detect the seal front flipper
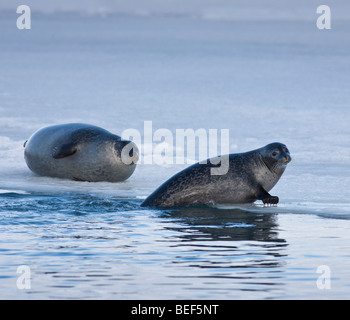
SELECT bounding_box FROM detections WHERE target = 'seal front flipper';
[256,186,279,205]
[52,142,78,159]
[262,195,279,205]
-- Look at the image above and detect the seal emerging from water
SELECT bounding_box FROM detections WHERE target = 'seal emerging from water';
[24,123,139,182]
[141,142,291,207]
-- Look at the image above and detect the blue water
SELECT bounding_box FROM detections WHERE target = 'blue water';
[1,191,350,300]
[1,9,350,299]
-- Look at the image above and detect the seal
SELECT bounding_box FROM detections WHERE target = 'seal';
[141,142,291,207]
[24,123,139,182]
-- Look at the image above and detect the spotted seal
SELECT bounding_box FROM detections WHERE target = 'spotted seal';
[141,142,291,207]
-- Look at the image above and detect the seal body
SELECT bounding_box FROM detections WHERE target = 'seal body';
[24,123,139,182]
[141,143,291,207]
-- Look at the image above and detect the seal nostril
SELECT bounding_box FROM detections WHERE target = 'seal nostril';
[284,155,291,163]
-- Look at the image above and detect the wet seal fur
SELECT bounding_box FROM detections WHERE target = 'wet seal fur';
[141,142,291,207]
[24,123,139,182]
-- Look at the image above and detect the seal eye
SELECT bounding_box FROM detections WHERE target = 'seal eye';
[272,151,279,157]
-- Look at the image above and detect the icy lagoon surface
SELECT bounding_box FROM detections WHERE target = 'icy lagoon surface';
[1,8,350,299]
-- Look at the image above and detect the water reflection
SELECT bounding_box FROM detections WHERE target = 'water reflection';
[156,206,288,297]
[0,194,291,299]
[160,206,287,243]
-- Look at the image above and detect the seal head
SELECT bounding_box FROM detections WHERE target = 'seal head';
[260,142,291,175]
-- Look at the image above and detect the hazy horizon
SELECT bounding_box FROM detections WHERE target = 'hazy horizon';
[2,0,350,21]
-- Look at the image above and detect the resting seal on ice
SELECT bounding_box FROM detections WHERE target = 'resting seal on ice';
[24,123,139,182]
[141,143,291,207]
